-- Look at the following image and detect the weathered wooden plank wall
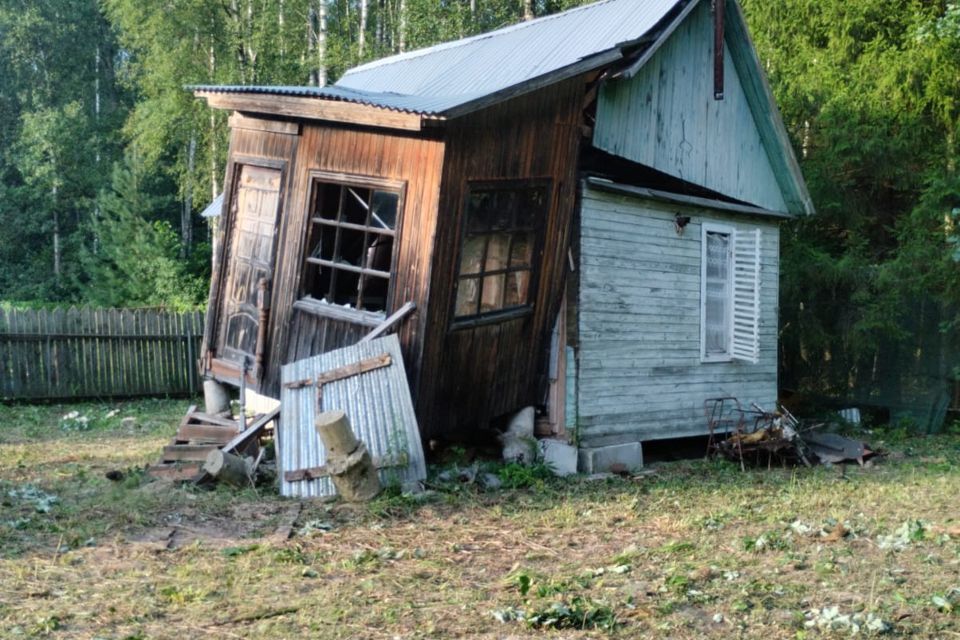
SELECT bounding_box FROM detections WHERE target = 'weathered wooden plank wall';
[575,187,780,446]
[265,121,445,397]
[0,308,203,400]
[593,0,787,213]
[418,77,585,440]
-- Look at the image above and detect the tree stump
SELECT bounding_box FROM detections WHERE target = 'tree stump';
[315,411,380,501]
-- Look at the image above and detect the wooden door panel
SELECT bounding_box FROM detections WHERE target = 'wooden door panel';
[216,164,282,375]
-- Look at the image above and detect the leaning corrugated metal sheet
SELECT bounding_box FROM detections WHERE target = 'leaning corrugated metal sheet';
[278,334,426,498]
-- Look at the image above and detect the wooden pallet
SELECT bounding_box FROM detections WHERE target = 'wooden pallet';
[147,405,242,481]
[146,405,278,482]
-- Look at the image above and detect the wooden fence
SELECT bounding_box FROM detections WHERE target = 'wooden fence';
[0,307,204,400]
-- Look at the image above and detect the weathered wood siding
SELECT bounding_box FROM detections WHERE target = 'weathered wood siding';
[593,0,787,213]
[417,78,585,440]
[575,186,780,446]
[203,118,301,385]
[265,123,445,395]
[205,114,445,399]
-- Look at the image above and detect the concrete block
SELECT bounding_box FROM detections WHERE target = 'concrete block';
[538,439,578,476]
[578,442,643,474]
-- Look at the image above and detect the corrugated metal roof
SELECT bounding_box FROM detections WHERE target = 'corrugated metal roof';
[277,334,427,499]
[200,193,223,219]
[192,0,685,117]
[339,0,681,100]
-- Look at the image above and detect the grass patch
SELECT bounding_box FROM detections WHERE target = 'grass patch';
[0,401,959,638]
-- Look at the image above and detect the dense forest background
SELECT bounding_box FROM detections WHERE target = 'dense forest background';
[0,0,958,418]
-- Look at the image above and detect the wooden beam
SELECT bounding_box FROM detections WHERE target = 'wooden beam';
[359,301,416,343]
[283,454,406,482]
[283,353,392,390]
[220,407,280,455]
[197,91,425,132]
[228,113,301,135]
[619,0,703,80]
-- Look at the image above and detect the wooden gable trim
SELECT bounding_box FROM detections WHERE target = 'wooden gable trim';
[228,113,301,135]
[197,91,427,132]
[723,0,814,216]
[618,0,703,81]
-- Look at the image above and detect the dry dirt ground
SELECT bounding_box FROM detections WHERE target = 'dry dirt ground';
[1,399,959,639]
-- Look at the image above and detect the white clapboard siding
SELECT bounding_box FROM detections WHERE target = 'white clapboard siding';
[576,186,780,445]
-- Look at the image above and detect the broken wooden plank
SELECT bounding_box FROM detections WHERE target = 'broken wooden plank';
[146,462,204,482]
[162,444,217,462]
[283,353,392,390]
[358,302,416,344]
[175,423,239,445]
[221,407,280,455]
[187,411,242,428]
[178,404,199,430]
[283,454,408,482]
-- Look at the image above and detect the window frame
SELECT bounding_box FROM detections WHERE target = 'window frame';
[450,177,551,329]
[700,222,735,363]
[297,170,406,318]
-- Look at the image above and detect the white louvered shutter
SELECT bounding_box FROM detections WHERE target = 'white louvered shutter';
[731,228,761,364]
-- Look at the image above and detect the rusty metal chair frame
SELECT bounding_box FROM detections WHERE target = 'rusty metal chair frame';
[704,396,745,459]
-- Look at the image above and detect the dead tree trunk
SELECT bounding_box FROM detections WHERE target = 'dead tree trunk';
[315,411,380,501]
[523,0,534,21]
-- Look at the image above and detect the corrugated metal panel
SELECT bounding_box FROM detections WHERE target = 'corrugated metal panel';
[339,0,681,100]
[278,334,426,498]
[191,0,684,116]
[200,193,223,219]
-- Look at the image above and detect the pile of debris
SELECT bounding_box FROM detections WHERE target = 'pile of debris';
[705,398,880,470]
[146,405,277,485]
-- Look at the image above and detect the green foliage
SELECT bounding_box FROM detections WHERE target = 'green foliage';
[77,155,208,309]
[743,1,960,420]
[496,461,555,489]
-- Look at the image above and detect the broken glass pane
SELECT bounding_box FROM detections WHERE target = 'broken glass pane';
[460,235,486,275]
[371,190,398,231]
[455,277,480,317]
[480,274,505,312]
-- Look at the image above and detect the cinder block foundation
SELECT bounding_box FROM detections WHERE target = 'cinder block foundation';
[578,442,644,474]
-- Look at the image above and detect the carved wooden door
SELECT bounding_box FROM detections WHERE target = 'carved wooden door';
[216,164,282,379]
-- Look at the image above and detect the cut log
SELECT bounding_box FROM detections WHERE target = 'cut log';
[314,411,380,501]
[203,449,253,488]
[315,411,360,458]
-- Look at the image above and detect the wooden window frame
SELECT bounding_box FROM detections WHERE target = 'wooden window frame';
[297,170,406,319]
[451,178,551,329]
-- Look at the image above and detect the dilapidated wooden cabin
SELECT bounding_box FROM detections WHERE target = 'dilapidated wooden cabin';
[194,0,812,466]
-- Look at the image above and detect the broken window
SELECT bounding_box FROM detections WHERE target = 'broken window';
[454,181,549,321]
[701,223,762,364]
[300,176,402,314]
